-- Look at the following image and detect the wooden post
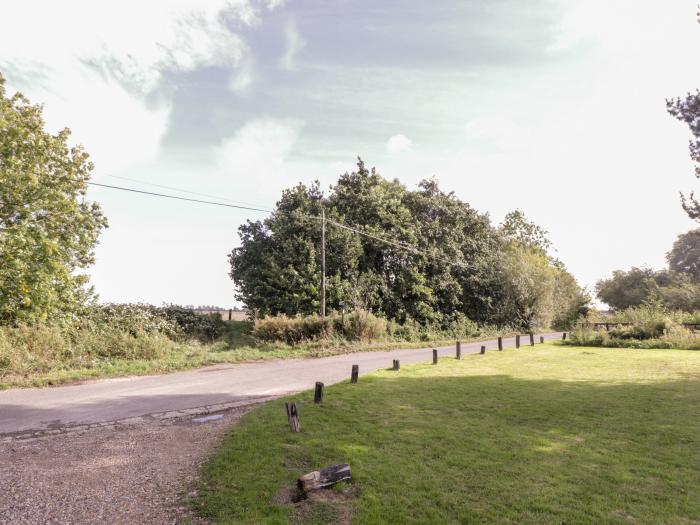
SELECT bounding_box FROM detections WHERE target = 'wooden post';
[392,359,400,371]
[432,348,438,364]
[285,402,301,432]
[228,308,232,321]
[539,336,544,344]
[350,364,359,384]
[498,337,503,351]
[456,341,461,359]
[480,345,486,354]
[529,333,535,346]
[562,332,567,340]
[314,382,324,404]
[298,464,351,493]
[516,335,520,348]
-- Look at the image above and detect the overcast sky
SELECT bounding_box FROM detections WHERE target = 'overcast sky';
[2,0,700,308]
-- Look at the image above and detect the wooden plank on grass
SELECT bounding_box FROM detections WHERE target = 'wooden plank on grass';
[298,464,351,492]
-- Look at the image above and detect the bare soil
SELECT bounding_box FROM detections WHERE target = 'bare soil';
[0,409,249,525]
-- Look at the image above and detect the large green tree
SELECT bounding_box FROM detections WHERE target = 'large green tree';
[230,160,585,329]
[667,229,700,281]
[0,74,107,324]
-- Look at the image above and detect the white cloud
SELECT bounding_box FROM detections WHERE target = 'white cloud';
[0,1,275,173]
[217,117,303,181]
[281,20,306,71]
[385,134,413,154]
[463,116,524,151]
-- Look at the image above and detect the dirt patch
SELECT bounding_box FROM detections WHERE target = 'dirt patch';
[274,483,356,525]
[0,408,250,524]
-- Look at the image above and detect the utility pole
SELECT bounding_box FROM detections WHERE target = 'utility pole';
[320,207,326,316]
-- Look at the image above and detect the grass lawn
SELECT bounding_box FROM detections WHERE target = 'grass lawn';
[193,343,700,524]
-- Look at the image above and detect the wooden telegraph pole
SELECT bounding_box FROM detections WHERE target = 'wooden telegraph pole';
[320,208,326,317]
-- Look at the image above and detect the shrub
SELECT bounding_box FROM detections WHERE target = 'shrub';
[0,323,178,376]
[340,310,387,342]
[254,310,388,344]
[159,305,227,342]
[77,303,226,342]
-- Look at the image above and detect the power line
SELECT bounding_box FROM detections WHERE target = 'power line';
[326,218,468,269]
[87,182,273,213]
[89,181,467,268]
[105,174,270,209]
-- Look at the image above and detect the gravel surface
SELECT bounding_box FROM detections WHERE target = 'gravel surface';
[0,409,249,524]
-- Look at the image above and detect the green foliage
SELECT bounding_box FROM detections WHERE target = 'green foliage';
[667,228,700,280]
[596,267,664,310]
[230,160,585,330]
[0,323,177,377]
[569,302,700,350]
[499,209,551,252]
[596,266,700,312]
[0,74,107,324]
[78,303,227,342]
[252,309,388,344]
[667,84,700,220]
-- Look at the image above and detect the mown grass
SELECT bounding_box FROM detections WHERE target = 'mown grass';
[0,320,498,389]
[193,344,700,524]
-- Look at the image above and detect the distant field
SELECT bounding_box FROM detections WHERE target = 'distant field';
[194,344,700,524]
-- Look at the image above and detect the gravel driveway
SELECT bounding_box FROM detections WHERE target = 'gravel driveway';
[0,408,248,524]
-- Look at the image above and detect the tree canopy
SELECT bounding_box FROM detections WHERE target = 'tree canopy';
[0,74,107,324]
[667,14,700,221]
[667,228,700,281]
[597,229,700,312]
[229,160,585,329]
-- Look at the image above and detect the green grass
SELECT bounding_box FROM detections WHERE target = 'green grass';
[193,344,700,524]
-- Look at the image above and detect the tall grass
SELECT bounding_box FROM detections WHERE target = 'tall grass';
[570,303,700,350]
[253,310,388,344]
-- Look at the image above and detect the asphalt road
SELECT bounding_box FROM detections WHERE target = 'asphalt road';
[0,333,562,436]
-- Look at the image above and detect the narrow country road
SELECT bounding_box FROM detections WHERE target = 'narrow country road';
[0,333,562,437]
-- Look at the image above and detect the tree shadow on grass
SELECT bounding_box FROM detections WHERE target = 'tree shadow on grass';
[199,374,700,525]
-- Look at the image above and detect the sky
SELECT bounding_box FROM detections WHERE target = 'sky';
[2,0,700,308]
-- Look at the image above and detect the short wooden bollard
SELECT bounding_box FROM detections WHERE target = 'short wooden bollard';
[432,348,438,364]
[392,359,400,371]
[529,333,535,346]
[516,334,520,348]
[350,364,359,384]
[285,402,301,432]
[539,336,544,344]
[314,382,324,404]
[480,345,486,354]
[298,464,351,493]
[498,337,503,351]
[456,341,461,359]
[562,332,567,340]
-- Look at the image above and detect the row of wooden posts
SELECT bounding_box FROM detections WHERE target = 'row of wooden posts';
[285,332,568,433]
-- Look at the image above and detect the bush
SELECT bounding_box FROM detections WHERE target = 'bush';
[78,303,226,342]
[253,310,387,344]
[0,324,178,376]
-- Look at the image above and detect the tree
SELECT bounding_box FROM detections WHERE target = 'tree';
[500,209,551,253]
[667,229,700,281]
[667,13,700,221]
[0,73,107,324]
[595,268,665,310]
[230,159,586,329]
